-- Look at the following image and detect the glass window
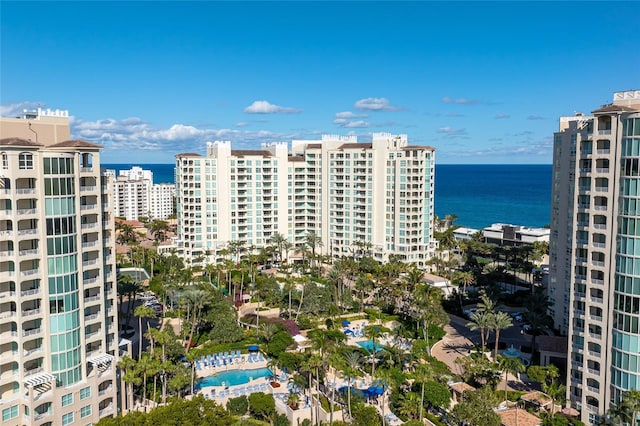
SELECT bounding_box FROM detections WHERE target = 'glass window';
[62,412,74,425]
[80,386,91,400]
[80,405,92,418]
[62,392,73,406]
[19,152,34,169]
[2,405,18,421]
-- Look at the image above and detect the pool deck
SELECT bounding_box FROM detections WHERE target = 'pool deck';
[195,357,290,405]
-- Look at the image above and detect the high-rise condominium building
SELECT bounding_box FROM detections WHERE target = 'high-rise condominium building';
[109,166,174,221]
[549,90,640,425]
[0,108,120,425]
[175,133,436,268]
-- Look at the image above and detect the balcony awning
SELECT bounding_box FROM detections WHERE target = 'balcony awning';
[88,353,114,366]
[24,373,55,388]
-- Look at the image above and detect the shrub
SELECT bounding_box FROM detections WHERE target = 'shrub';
[226,395,248,415]
[248,392,275,421]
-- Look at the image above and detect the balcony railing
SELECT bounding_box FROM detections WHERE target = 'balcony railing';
[18,248,38,256]
[22,328,42,337]
[16,208,37,215]
[22,308,41,317]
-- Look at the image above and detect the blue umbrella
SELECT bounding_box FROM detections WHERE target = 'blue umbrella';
[248,345,259,352]
[342,320,351,327]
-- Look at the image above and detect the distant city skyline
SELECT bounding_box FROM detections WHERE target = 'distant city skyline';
[1,1,638,164]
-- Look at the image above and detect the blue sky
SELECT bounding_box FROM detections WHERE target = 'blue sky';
[1,1,638,164]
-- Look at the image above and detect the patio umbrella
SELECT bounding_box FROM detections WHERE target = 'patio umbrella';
[248,345,259,352]
[342,320,351,327]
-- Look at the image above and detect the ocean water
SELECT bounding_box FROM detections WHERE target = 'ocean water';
[434,164,552,229]
[103,163,552,230]
[102,163,176,185]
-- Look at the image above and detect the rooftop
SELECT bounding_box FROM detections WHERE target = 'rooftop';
[497,408,541,426]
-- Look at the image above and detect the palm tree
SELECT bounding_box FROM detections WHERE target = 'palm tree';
[489,311,513,360]
[270,232,287,263]
[467,310,493,354]
[413,363,433,422]
[398,392,421,421]
[342,351,363,419]
[623,390,640,426]
[542,380,566,416]
[305,231,322,271]
[183,288,206,354]
[134,305,157,360]
[498,356,525,402]
[607,398,633,426]
[456,271,476,296]
[136,353,160,411]
[414,283,448,356]
[118,355,138,412]
[186,350,198,396]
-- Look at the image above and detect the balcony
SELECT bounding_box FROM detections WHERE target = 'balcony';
[81,222,99,230]
[22,327,42,337]
[20,268,40,277]
[23,367,44,377]
[587,367,600,375]
[80,204,98,211]
[82,241,99,249]
[24,347,43,357]
[16,208,37,216]
[17,229,37,236]
[18,248,38,257]
[15,188,35,195]
[0,311,16,319]
[0,290,16,300]
[590,296,604,303]
[22,308,41,317]
[99,404,114,417]
[84,295,101,304]
[80,185,97,192]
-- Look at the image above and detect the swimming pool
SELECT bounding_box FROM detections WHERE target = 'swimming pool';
[357,340,385,353]
[198,368,273,387]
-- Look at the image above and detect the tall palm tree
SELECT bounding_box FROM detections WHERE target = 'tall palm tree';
[342,351,363,419]
[270,232,287,263]
[118,355,138,412]
[134,305,157,360]
[489,311,513,360]
[136,353,160,411]
[183,288,206,355]
[623,390,640,426]
[467,310,493,354]
[414,283,448,356]
[498,356,525,402]
[542,380,566,416]
[305,231,322,271]
[413,363,433,422]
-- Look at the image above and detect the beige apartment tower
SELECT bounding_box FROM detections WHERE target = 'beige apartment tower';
[175,133,436,268]
[550,90,640,425]
[0,109,120,425]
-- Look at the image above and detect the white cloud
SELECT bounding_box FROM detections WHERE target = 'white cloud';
[333,117,370,128]
[436,126,468,139]
[354,97,401,111]
[235,122,250,127]
[244,100,302,114]
[495,114,511,119]
[334,111,368,119]
[0,101,45,117]
[442,96,480,105]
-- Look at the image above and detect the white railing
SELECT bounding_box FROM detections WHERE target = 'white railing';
[81,223,98,230]
[587,368,600,375]
[83,259,99,267]
[22,308,41,317]
[18,249,38,256]
[16,188,35,195]
[24,347,43,357]
[80,167,94,173]
[23,328,42,337]
[17,229,37,236]
[82,241,99,248]
[98,385,113,396]
[24,367,44,377]
[0,311,16,319]
[16,208,36,215]
[84,295,101,303]
[81,185,97,192]
[84,277,99,285]
[590,296,604,303]
[0,291,16,299]
[21,268,40,277]
[81,204,98,211]
[0,250,13,257]
[85,313,100,321]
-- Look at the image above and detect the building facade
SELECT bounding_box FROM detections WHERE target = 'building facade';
[175,133,436,268]
[0,109,120,425]
[549,90,640,424]
[109,167,174,221]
